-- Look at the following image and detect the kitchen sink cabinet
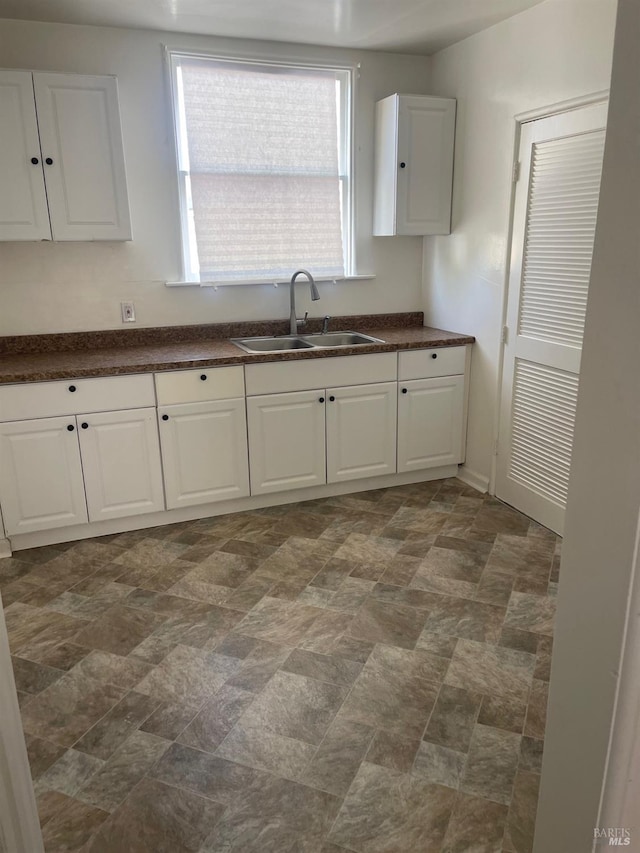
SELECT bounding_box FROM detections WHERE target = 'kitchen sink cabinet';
[0,68,131,241]
[247,389,327,495]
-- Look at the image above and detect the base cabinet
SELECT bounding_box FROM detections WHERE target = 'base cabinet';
[326,382,397,483]
[0,407,164,535]
[397,375,465,472]
[159,399,250,509]
[247,390,326,496]
[0,416,88,535]
[79,408,164,522]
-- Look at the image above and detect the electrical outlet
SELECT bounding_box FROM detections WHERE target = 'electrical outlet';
[121,301,136,323]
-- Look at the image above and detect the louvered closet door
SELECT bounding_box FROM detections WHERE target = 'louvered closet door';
[497,102,607,535]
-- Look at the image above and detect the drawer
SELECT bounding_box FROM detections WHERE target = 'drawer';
[155,366,244,405]
[398,346,467,381]
[0,374,155,422]
[245,353,397,396]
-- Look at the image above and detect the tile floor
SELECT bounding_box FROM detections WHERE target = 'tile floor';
[1,478,560,853]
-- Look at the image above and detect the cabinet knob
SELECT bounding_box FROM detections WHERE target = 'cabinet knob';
[30,156,39,165]
[329,395,335,402]
[161,414,169,421]
[45,157,53,165]
[431,353,438,359]
[402,388,408,394]
[319,397,325,403]
[68,385,77,392]
[81,422,89,429]
[67,424,75,431]
[399,162,406,168]
[200,374,207,381]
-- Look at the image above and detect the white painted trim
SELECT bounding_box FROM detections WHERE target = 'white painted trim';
[457,465,489,494]
[0,591,44,853]
[8,465,459,551]
[515,89,610,123]
[596,507,640,846]
[165,275,376,288]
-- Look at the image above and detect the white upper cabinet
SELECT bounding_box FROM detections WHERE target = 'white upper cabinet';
[373,94,456,236]
[0,70,51,240]
[0,69,132,241]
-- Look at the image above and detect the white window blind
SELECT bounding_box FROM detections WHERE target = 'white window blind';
[172,56,349,283]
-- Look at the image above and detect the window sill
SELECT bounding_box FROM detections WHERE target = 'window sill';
[165,275,376,288]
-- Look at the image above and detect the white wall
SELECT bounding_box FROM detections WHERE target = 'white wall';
[534,0,640,847]
[0,19,431,335]
[422,0,617,489]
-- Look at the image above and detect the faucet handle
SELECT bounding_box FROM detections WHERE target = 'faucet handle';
[296,311,309,330]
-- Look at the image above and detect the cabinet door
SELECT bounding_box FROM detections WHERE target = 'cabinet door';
[247,390,326,495]
[78,408,164,522]
[326,382,397,484]
[33,73,132,241]
[159,399,250,510]
[397,376,465,472]
[396,95,455,236]
[0,69,51,241]
[0,416,87,535]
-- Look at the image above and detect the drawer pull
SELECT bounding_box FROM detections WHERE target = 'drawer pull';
[329,395,336,402]
[69,385,77,392]
[200,374,207,381]
[161,414,169,421]
[431,353,438,359]
[30,156,39,165]
[67,424,74,431]
[319,397,325,403]
[81,422,89,429]
[402,388,408,394]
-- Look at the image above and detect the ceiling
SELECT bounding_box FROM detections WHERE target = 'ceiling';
[0,0,547,55]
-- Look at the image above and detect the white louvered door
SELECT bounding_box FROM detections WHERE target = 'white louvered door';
[497,103,607,534]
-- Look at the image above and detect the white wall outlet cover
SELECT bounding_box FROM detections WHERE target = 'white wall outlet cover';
[121,302,136,323]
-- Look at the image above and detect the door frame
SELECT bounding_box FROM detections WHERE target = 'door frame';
[0,591,44,852]
[490,89,610,498]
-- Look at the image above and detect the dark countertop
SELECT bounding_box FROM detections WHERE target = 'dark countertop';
[0,313,475,384]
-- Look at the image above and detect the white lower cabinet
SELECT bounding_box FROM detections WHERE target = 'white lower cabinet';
[0,416,88,535]
[159,399,250,509]
[79,408,164,522]
[247,390,326,495]
[397,375,465,472]
[326,382,397,483]
[0,406,164,535]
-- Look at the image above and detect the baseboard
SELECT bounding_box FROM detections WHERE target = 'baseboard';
[0,539,12,559]
[457,465,490,494]
[8,465,458,552]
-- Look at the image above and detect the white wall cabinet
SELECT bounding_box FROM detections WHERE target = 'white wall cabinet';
[373,93,456,236]
[0,68,131,241]
[159,399,250,510]
[0,416,88,535]
[326,382,397,483]
[78,408,164,522]
[247,390,327,496]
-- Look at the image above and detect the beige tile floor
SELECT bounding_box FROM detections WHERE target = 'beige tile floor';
[1,478,560,852]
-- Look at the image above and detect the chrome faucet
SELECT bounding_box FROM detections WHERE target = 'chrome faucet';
[322,315,331,334]
[289,269,320,335]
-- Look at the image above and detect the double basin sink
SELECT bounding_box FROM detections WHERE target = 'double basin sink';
[231,331,384,354]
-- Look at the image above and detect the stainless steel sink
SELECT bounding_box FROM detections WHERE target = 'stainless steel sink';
[301,331,384,348]
[231,330,384,354]
[231,336,315,353]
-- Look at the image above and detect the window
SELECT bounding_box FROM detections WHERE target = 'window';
[169,53,352,284]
